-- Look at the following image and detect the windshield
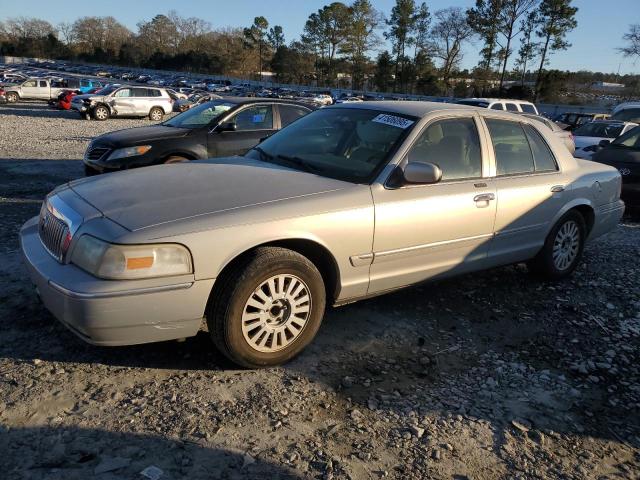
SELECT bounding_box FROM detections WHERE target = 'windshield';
[612,108,640,123]
[245,108,417,184]
[573,122,624,138]
[612,125,640,147]
[164,100,235,128]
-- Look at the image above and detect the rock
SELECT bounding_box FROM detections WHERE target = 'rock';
[431,449,441,460]
[342,376,354,388]
[511,419,531,433]
[94,456,131,475]
[409,426,425,438]
[242,454,256,468]
[140,465,164,480]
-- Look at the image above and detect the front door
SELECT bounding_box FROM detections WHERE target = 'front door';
[110,88,135,116]
[21,79,39,98]
[483,117,566,264]
[210,104,277,157]
[369,115,497,294]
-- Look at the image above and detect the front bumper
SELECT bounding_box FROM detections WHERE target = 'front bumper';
[20,217,214,346]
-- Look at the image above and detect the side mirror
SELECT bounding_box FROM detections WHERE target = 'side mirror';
[402,161,442,185]
[217,121,237,132]
[598,139,611,147]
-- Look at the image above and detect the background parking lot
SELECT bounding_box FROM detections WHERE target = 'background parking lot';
[1,102,639,479]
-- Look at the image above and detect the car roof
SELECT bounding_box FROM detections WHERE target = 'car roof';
[330,100,476,117]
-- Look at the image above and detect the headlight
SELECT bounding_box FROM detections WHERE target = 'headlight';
[71,235,192,280]
[107,145,152,161]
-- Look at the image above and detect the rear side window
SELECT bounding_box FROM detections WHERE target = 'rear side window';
[39,80,47,88]
[520,104,537,114]
[490,103,504,110]
[523,124,558,172]
[486,119,535,175]
[407,117,482,181]
[279,105,310,127]
[505,103,519,112]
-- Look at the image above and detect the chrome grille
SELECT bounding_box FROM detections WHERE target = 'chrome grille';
[86,147,110,161]
[38,205,70,262]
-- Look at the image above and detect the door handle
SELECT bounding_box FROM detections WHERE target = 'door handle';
[551,185,565,193]
[474,193,495,202]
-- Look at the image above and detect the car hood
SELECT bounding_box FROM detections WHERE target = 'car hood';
[592,145,640,165]
[72,93,103,102]
[67,157,350,232]
[93,125,191,147]
[574,136,607,149]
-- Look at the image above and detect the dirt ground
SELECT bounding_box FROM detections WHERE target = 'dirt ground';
[0,102,639,480]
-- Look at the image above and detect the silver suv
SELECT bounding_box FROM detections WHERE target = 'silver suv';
[72,86,173,121]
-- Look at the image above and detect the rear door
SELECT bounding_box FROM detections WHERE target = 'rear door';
[276,104,312,129]
[483,116,566,264]
[211,104,277,157]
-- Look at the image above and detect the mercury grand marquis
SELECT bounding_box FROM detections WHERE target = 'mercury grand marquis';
[20,102,625,367]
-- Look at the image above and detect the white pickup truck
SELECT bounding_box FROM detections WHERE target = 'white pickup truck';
[4,78,68,102]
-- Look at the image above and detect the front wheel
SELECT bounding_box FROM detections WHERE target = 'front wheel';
[207,247,326,368]
[149,107,164,121]
[528,210,586,280]
[92,105,110,121]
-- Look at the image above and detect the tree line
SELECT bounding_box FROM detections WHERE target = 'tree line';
[0,1,637,100]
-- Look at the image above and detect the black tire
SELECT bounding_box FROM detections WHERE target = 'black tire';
[149,107,164,121]
[527,210,586,280]
[92,104,110,121]
[6,92,18,103]
[207,247,326,368]
[163,156,188,164]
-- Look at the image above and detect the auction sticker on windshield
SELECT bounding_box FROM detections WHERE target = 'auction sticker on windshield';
[372,114,414,129]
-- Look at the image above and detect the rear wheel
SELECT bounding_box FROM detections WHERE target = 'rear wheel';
[92,105,110,121]
[528,210,586,280]
[149,107,164,121]
[6,92,18,103]
[207,247,326,368]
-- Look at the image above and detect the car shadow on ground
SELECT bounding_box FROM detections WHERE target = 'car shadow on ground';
[0,102,81,120]
[0,425,303,479]
[3,245,639,451]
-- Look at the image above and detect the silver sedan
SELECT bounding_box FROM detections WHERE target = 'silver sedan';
[20,102,624,367]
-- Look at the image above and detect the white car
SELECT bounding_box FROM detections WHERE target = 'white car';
[311,94,333,106]
[573,120,638,159]
[456,98,539,115]
[611,102,640,123]
[335,96,363,104]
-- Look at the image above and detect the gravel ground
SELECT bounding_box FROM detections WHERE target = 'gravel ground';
[0,101,639,480]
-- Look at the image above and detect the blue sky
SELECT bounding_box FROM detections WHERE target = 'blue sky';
[2,0,638,75]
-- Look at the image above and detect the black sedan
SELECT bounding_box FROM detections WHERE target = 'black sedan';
[591,125,640,206]
[83,98,315,175]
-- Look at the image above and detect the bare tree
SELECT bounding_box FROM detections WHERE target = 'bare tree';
[431,7,474,94]
[620,24,640,58]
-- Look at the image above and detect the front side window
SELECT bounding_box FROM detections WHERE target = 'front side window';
[406,118,482,181]
[486,119,535,175]
[520,104,537,114]
[279,105,311,127]
[246,108,416,184]
[231,105,274,130]
[523,124,558,172]
[114,88,132,98]
[23,80,37,87]
[163,100,235,128]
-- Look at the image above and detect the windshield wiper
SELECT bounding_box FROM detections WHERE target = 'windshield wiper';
[252,147,322,174]
[274,154,323,174]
